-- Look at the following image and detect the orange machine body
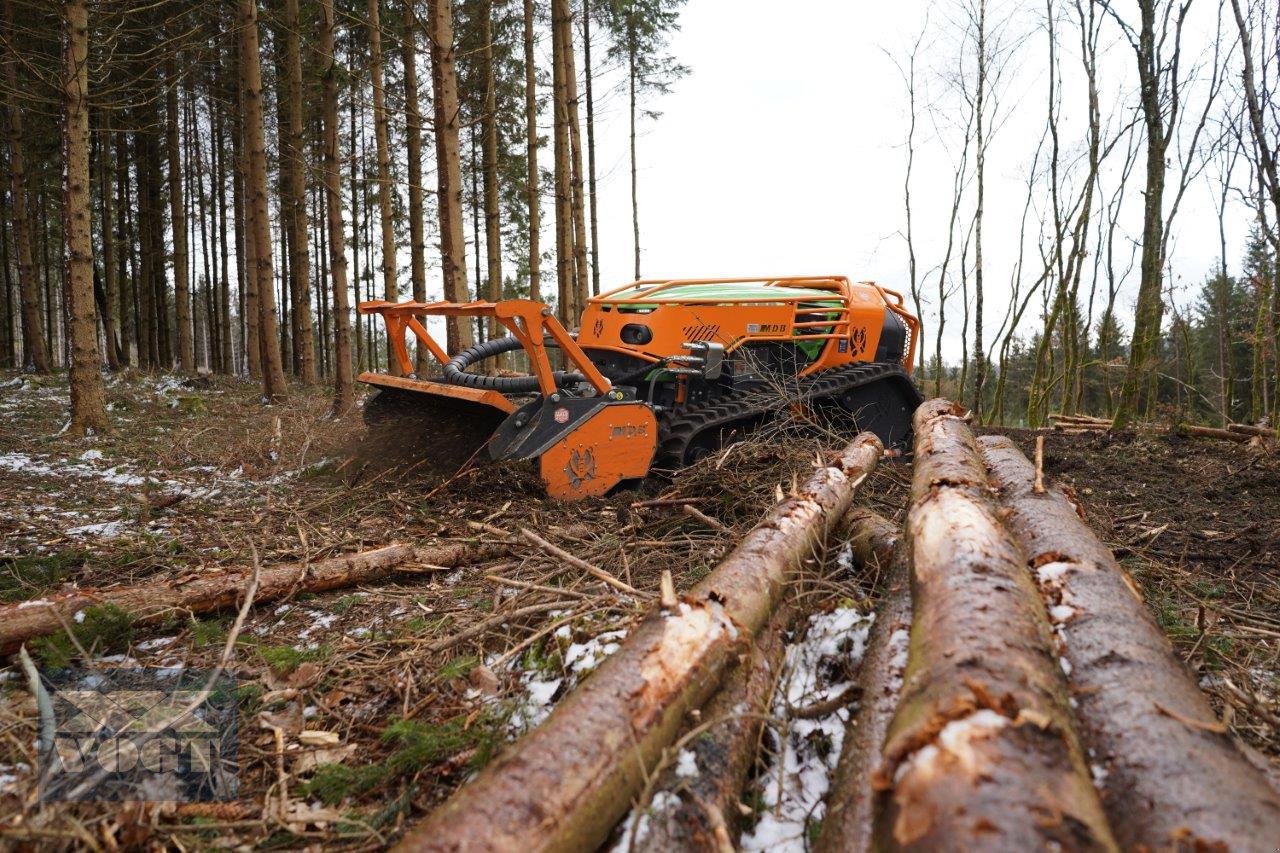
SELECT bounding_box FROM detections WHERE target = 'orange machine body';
[357,276,921,501]
[576,276,919,377]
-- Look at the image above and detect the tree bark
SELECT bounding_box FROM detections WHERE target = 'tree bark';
[551,0,573,325]
[3,0,50,373]
[283,0,316,384]
[98,110,120,371]
[629,24,640,280]
[522,0,540,303]
[319,0,355,413]
[402,2,430,375]
[62,0,106,434]
[563,6,589,317]
[395,435,883,852]
[367,0,401,375]
[1112,2,1170,429]
[631,605,793,852]
[582,0,601,296]
[873,400,1115,850]
[238,0,288,399]
[427,0,473,350]
[979,434,1280,847]
[481,0,503,357]
[0,543,501,655]
[165,46,195,374]
[817,515,909,853]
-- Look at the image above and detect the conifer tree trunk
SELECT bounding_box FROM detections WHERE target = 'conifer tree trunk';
[481,0,503,355]
[565,20,588,319]
[428,0,473,349]
[3,0,49,373]
[165,48,195,374]
[238,0,287,399]
[583,0,600,296]
[136,133,156,368]
[628,22,639,279]
[551,0,574,325]
[319,0,354,413]
[522,0,540,303]
[214,54,232,373]
[98,111,120,370]
[284,0,316,384]
[114,128,134,367]
[63,0,106,434]
[402,2,430,375]
[367,0,401,375]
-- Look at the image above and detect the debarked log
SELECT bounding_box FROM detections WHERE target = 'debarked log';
[0,542,499,655]
[873,400,1116,851]
[627,604,793,852]
[393,433,885,853]
[978,434,1280,849]
[816,512,911,853]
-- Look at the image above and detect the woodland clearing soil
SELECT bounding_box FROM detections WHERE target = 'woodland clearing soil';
[0,373,1276,848]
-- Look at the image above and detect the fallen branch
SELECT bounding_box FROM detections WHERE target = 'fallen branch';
[0,542,501,655]
[815,511,909,852]
[518,527,645,598]
[873,400,1115,849]
[392,433,884,852]
[1179,424,1251,443]
[681,503,732,534]
[979,435,1280,848]
[1227,422,1276,438]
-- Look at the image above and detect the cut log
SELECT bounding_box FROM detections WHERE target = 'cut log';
[626,604,792,852]
[1049,413,1112,425]
[815,516,910,853]
[873,400,1116,850]
[1228,422,1276,438]
[1180,424,1252,443]
[979,435,1280,848]
[843,506,900,573]
[1,542,500,655]
[392,433,884,853]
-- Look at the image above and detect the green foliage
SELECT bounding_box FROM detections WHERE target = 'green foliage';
[0,550,87,603]
[301,712,504,805]
[437,654,479,681]
[331,594,363,613]
[30,603,135,669]
[189,616,231,648]
[258,644,331,674]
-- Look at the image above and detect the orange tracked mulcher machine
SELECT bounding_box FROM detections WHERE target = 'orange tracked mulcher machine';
[358,276,922,500]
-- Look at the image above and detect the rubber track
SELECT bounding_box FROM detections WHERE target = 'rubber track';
[654,362,914,469]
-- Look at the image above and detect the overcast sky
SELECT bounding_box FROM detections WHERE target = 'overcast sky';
[572,0,1252,363]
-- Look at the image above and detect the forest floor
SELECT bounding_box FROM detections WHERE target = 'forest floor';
[0,372,1276,849]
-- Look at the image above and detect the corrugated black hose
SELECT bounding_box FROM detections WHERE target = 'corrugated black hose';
[441,336,585,393]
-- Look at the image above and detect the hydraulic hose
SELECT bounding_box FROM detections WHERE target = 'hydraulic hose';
[442,336,585,393]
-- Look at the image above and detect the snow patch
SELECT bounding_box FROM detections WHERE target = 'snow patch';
[609,791,682,852]
[66,520,129,538]
[739,607,873,853]
[674,748,699,780]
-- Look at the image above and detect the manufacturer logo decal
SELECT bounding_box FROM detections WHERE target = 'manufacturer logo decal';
[554,407,570,424]
[850,327,868,357]
[564,448,597,487]
[592,318,604,337]
[610,423,649,439]
[746,323,787,335]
